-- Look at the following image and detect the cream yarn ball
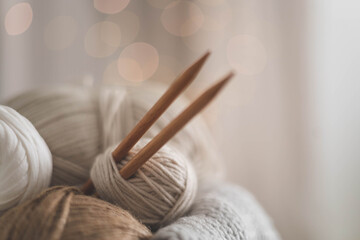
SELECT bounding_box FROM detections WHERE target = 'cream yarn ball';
[90,139,197,229]
[0,105,52,213]
[6,84,222,187]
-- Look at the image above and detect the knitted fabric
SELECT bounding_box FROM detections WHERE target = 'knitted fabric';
[153,182,281,240]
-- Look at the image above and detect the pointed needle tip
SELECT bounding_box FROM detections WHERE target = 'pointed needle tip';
[220,71,235,86]
[197,51,211,64]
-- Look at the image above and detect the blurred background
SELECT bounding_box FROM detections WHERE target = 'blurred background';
[0,0,359,239]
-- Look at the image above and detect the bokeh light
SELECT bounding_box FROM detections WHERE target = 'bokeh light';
[227,34,267,75]
[103,61,123,85]
[117,42,159,82]
[151,55,180,83]
[151,64,176,83]
[85,21,121,58]
[44,16,78,51]
[117,58,144,82]
[106,11,140,47]
[147,0,175,9]
[201,2,232,31]
[93,0,129,14]
[5,3,33,36]
[161,1,204,37]
[196,0,226,6]
[182,30,225,53]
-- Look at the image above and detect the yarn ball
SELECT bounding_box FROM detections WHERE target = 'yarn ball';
[0,105,52,214]
[0,186,152,240]
[6,84,222,186]
[90,139,198,230]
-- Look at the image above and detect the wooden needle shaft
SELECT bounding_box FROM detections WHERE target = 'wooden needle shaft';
[112,51,210,163]
[119,72,233,179]
[81,52,210,194]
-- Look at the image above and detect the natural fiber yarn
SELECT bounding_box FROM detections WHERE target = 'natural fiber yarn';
[90,138,198,230]
[0,186,152,240]
[6,83,222,187]
[0,105,52,214]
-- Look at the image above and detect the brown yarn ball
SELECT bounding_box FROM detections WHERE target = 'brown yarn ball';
[0,186,152,240]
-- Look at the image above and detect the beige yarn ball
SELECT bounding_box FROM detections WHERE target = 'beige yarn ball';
[90,139,198,230]
[6,84,222,186]
[0,186,152,240]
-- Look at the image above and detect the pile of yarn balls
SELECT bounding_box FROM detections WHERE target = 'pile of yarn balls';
[0,83,222,239]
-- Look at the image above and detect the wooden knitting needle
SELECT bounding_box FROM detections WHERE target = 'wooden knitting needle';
[112,51,210,163]
[81,52,210,194]
[119,72,233,179]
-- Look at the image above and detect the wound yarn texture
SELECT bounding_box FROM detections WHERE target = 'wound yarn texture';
[0,86,282,239]
[0,105,52,214]
[6,84,222,187]
[0,186,152,240]
[91,139,198,229]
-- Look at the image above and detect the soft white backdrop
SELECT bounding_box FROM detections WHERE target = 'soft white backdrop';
[1,1,359,239]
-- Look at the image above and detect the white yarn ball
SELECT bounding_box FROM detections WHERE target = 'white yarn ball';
[0,105,52,213]
[90,138,197,229]
[6,84,222,186]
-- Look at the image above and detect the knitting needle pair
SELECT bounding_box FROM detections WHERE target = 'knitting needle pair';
[81,51,234,194]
